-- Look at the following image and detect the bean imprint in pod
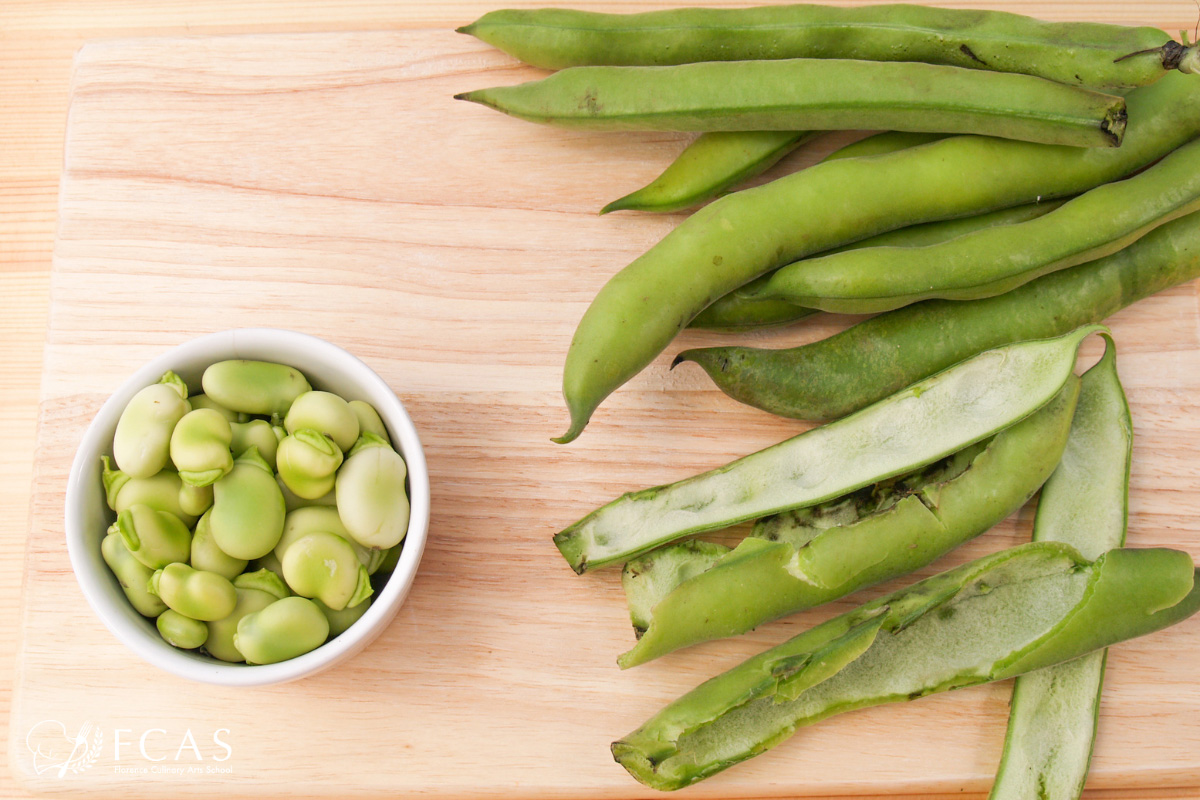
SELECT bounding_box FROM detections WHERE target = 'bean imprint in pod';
[551,73,1200,442]
[611,543,1200,791]
[989,345,1131,800]
[460,6,1199,89]
[677,209,1200,421]
[618,376,1079,668]
[747,136,1200,313]
[457,59,1128,148]
[555,326,1100,573]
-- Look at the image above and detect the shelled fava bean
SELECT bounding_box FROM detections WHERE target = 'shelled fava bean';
[101,362,411,665]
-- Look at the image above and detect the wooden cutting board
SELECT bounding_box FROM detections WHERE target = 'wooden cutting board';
[11,12,1200,799]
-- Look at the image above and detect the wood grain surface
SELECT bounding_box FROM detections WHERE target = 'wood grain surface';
[6,3,1200,799]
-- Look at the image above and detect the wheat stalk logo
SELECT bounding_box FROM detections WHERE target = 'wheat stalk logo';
[26,720,103,777]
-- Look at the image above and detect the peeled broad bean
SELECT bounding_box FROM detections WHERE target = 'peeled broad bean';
[336,433,410,549]
[156,609,208,649]
[189,509,248,581]
[276,506,389,575]
[285,391,359,453]
[178,482,213,517]
[281,531,373,611]
[113,372,190,478]
[210,572,290,662]
[316,597,371,637]
[277,429,343,500]
[276,474,336,512]
[170,408,234,487]
[348,400,390,444]
[233,568,292,600]
[188,394,243,423]
[202,360,311,418]
[249,550,286,582]
[112,504,191,570]
[234,597,330,665]
[101,456,197,527]
[375,544,402,575]
[205,588,276,663]
[101,532,168,617]
[149,563,237,622]
[209,447,286,560]
[230,419,281,469]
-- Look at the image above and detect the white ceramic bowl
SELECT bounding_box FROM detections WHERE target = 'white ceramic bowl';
[65,328,430,686]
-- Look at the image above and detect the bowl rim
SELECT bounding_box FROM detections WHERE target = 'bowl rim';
[65,327,430,686]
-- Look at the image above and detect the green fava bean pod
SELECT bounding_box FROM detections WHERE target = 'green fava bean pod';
[187,394,243,423]
[204,587,277,663]
[210,446,286,560]
[553,73,1200,442]
[285,391,360,453]
[281,531,373,611]
[691,198,1064,331]
[315,597,371,637]
[101,456,197,527]
[169,408,234,487]
[618,376,1079,669]
[458,59,1127,148]
[101,532,168,617]
[336,433,410,550]
[229,419,280,470]
[156,609,208,650]
[201,360,311,418]
[148,563,237,622]
[189,509,248,581]
[112,504,191,570]
[602,131,816,215]
[348,400,390,445]
[677,209,1200,421]
[276,506,388,575]
[460,6,1197,90]
[277,429,343,500]
[613,543,1200,791]
[990,347,1131,800]
[113,371,190,478]
[556,326,1100,573]
[234,597,330,665]
[750,136,1200,313]
[604,131,943,220]
[822,131,948,161]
